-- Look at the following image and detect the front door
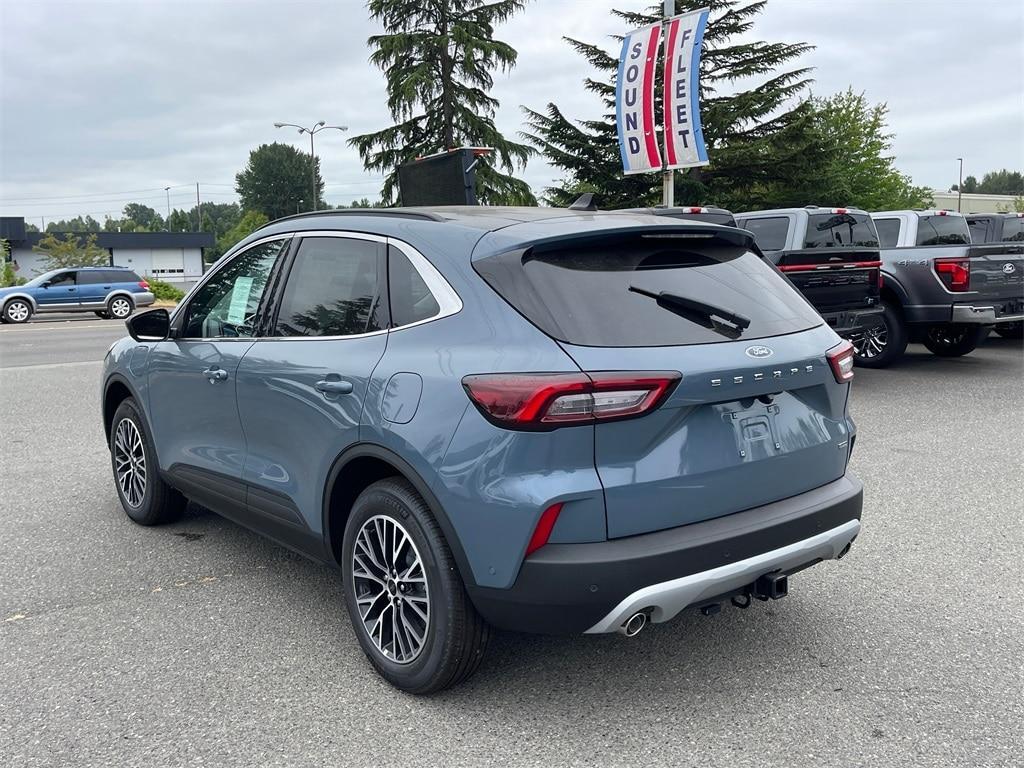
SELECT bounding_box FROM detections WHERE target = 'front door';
[36,270,79,308]
[147,237,289,510]
[236,234,389,550]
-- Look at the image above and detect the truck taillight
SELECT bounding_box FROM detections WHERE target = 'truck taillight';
[827,340,855,383]
[934,258,970,292]
[462,371,681,430]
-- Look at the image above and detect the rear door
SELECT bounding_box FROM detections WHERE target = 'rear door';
[76,270,111,307]
[36,270,78,307]
[235,233,389,540]
[475,228,852,538]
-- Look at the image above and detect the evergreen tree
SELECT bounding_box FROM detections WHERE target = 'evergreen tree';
[351,0,536,205]
[236,143,323,221]
[522,0,818,209]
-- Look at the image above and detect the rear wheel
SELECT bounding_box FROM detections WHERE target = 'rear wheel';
[110,398,185,525]
[995,322,1023,340]
[341,478,489,694]
[3,298,32,324]
[107,295,134,320]
[852,301,907,368]
[922,324,988,357]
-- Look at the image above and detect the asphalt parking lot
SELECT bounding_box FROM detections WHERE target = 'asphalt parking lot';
[1,317,1022,768]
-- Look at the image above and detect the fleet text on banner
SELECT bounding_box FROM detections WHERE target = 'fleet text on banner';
[663,8,710,170]
[616,23,662,175]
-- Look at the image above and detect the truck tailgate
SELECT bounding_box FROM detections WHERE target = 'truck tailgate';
[967,244,1024,304]
[774,248,881,311]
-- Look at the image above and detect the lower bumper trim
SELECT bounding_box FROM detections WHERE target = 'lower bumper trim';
[585,519,860,634]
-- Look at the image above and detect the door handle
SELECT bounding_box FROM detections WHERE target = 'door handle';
[203,367,229,383]
[315,377,353,395]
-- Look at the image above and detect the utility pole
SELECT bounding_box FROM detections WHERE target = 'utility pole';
[273,121,348,211]
[956,157,964,212]
[661,0,674,208]
[196,182,202,232]
[164,186,171,229]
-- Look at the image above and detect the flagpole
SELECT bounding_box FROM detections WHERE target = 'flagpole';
[661,0,674,208]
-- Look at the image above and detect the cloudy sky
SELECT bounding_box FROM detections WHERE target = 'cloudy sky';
[1,0,1021,223]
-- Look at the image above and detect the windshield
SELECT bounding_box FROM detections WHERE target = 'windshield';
[804,213,879,248]
[916,214,970,246]
[24,269,63,287]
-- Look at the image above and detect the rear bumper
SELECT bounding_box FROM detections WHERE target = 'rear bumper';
[950,304,1024,324]
[823,307,884,336]
[134,291,156,307]
[467,474,863,635]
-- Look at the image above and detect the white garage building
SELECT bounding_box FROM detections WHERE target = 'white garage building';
[1,217,214,288]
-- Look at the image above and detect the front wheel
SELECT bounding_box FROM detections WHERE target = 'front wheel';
[110,398,185,525]
[3,298,32,324]
[852,302,907,368]
[922,324,988,357]
[995,322,1023,340]
[342,478,489,694]
[107,295,134,320]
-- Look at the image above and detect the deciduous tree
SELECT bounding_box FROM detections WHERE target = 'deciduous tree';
[32,232,109,271]
[236,143,323,221]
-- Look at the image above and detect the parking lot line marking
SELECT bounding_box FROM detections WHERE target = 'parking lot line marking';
[1,360,102,371]
[0,323,116,333]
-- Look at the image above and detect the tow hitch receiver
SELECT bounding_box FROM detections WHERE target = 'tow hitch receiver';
[753,572,789,601]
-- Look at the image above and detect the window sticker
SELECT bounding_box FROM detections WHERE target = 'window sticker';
[226,276,254,324]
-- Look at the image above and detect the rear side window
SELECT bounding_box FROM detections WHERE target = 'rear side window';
[388,246,440,327]
[274,237,386,337]
[874,218,901,248]
[739,217,789,251]
[916,215,970,246]
[78,271,107,285]
[1001,217,1024,242]
[803,213,879,248]
[474,233,822,347]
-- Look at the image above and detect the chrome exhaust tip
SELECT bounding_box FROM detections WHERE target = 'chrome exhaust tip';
[620,611,648,637]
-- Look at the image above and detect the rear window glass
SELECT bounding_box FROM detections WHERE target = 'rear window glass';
[804,213,879,248]
[739,217,789,251]
[874,218,901,248]
[663,212,736,226]
[967,219,990,243]
[475,234,822,347]
[1001,217,1024,242]
[916,215,970,246]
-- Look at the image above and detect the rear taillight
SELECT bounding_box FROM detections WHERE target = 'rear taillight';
[827,340,855,383]
[934,258,970,291]
[462,371,681,430]
[138,281,150,290]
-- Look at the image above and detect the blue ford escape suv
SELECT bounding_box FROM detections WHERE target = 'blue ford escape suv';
[101,208,863,693]
[1,266,154,323]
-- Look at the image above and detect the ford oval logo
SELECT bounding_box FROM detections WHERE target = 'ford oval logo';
[745,345,774,359]
[1003,263,1017,275]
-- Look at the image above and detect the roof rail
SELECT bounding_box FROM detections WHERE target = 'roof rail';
[264,208,448,228]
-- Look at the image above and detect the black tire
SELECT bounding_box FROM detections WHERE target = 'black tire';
[995,322,1023,340]
[2,298,33,324]
[922,324,989,357]
[852,301,907,368]
[109,398,185,525]
[107,294,134,320]
[342,478,489,694]
[94,310,111,319]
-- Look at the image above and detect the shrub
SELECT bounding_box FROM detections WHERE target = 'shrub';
[145,276,185,303]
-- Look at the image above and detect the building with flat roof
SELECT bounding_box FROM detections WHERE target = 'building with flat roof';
[929,191,1022,214]
[0,216,214,287]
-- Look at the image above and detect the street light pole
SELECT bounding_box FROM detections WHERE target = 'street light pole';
[273,121,348,211]
[956,157,963,212]
[164,186,171,229]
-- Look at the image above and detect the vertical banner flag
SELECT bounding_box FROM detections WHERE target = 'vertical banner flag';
[663,8,710,169]
[616,23,662,175]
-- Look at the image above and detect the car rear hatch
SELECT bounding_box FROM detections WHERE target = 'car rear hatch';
[473,222,854,538]
[772,211,882,314]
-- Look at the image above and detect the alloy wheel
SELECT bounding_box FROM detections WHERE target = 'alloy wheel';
[351,515,430,664]
[6,301,30,322]
[113,418,147,508]
[853,323,887,359]
[110,298,132,318]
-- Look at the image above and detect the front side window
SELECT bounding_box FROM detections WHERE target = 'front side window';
[739,217,790,251]
[181,239,286,338]
[874,218,901,248]
[916,215,970,246]
[273,237,386,337]
[389,246,440,327]
[48,271,76,287]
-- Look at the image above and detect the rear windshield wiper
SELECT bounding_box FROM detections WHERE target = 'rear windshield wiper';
[629,285,751,339]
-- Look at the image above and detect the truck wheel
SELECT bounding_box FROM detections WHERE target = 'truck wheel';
[341,477,490,694]
[922,324,989,357]
[852,302,907,368]
[995,322,1023,340]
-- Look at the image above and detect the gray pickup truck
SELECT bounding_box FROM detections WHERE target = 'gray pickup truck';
[864,209,1024,366]
[965,212,1024,338]
[734,207,884,344]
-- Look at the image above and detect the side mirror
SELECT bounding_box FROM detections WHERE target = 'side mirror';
[41,280,51,288]
[126,308,170,341]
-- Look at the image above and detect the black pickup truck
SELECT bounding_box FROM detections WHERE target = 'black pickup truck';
[733,207,883,345]
[965,212,1024,339]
